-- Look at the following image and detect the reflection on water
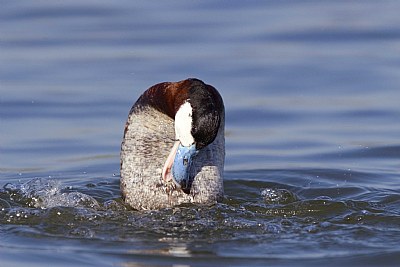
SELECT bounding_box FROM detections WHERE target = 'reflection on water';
[126,242,192,258]
[1,0,400,266]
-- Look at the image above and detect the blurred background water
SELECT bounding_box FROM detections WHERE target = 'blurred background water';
[1,1,400,266]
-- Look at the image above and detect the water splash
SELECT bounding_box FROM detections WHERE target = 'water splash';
[2,177,99,209]
[261,188,299,204]
[0,175,399,260]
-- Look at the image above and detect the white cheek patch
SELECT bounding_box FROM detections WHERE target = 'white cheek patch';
[175,101,195,147]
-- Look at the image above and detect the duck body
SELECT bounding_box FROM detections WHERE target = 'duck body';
[120,78,225,210]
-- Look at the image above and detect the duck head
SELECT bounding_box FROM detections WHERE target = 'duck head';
[161,79,223,193]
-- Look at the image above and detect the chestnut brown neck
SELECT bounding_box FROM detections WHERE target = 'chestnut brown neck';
[135,79,194,119]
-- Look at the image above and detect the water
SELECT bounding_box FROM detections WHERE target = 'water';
[1,1,400,266]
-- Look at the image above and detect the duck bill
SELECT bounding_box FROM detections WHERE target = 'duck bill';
[172,143,198,192]
[162,141,198,193]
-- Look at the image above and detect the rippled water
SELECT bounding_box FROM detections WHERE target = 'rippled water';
[1,1,400,266]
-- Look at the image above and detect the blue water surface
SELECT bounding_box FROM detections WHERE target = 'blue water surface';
[1,1,400,266]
